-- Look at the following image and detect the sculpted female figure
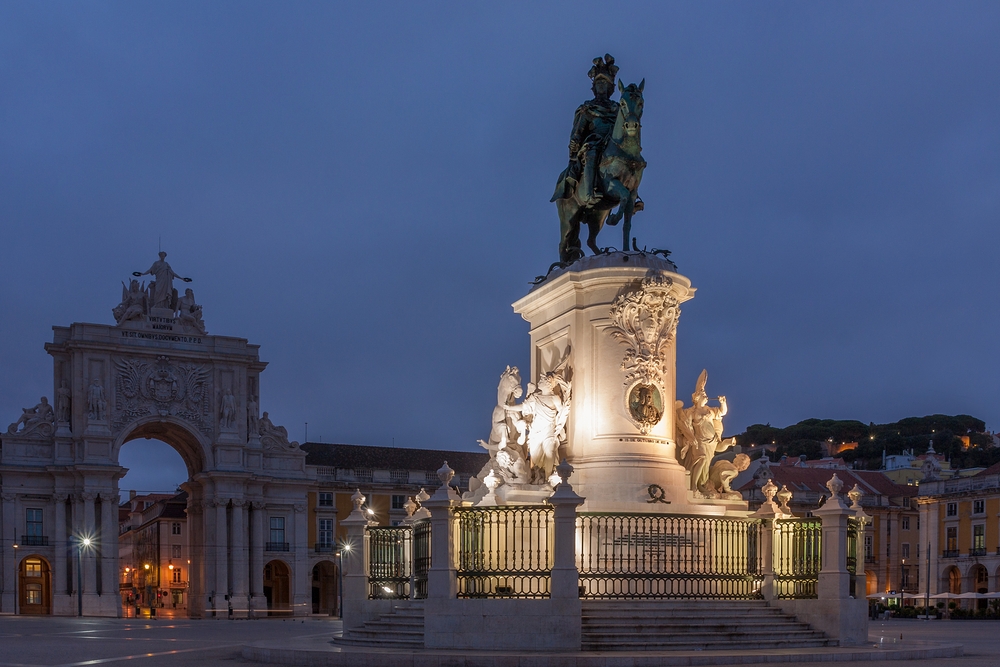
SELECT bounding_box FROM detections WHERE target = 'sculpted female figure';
[675,370,736,494]
[505,368,571,478]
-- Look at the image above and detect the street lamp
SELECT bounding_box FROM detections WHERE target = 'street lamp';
[76,536,92,617]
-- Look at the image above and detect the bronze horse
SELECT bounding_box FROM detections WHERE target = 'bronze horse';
[555,80,646,263]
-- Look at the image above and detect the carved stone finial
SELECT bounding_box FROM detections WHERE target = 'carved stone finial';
[484,469,500,493]
[556,458,574,485]
[848,484,863,510]
[415,488,430,504]
[826,473,844,498]
[351,489,365,512]
[761,478,778,504]
[403,496,417,518]
[437,461,455,488]
[776,484,793,515]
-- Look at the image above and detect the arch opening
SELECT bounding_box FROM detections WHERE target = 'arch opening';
[115,418,207,619]
[264,560,291,616]
[18,555,52,615]
[312,560,338,615]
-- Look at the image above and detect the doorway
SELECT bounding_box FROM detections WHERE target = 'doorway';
[18,556,52,615]
[263,560,290,616]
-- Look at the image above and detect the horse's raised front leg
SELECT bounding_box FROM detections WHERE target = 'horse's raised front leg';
[603,180,632,250]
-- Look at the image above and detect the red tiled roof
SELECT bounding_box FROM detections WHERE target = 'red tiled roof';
[977,461,1000,477]
[739,466,916,499]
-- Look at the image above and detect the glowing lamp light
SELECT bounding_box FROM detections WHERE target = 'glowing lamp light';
[382,586,392,594]
[82,538,92,547]
[342,544,352,553]
[366,508,375,516]
[168,565,174,570]
[125,567,130,573]
[144,563,150,570]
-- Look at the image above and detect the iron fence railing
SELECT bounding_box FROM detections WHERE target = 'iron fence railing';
[413,519,431,599]
[455,505,553,598]
[774,517,821,600]
[366,526,413,599]
[576,513,763,599]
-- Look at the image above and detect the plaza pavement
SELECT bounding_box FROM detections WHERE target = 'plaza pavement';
[0,616,997,666]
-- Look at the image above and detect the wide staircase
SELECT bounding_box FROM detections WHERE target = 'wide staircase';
[334,599,836,651]
[581,600,836,651]
[334,600,424,649]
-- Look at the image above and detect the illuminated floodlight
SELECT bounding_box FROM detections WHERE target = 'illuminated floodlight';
[82,537,92,547]
[144,563,150,570]
[382,586,392,594]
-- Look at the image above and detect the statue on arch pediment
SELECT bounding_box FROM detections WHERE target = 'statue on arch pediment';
[113,279,148,325]
[7,397,56,438]
[258,412,299,451]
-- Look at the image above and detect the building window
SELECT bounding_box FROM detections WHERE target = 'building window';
[946,526,958,552]
[270,517,285,544]
[901,567,910,589]
[390,470,408,485]
[172,545,182,558]
[318,492,333,507]
[946,503,957,517]
[24,558,42,577]
[354,469,373,483]
[171,522,181,535]
[26,584,42,605]
[974,524,985,550]
[172,568,182,583]
[901,517,910,530]
[864,535,873,561]
[26,508,43,538]
[974,500,985,515]
[902,543,910,559]
[318,519,333,547]
[391,495,406,510]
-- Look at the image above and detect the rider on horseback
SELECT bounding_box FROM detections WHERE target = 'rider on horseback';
[551,54,619,208]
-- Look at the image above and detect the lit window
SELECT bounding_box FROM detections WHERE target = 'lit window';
[974,525,985,550]
[26,583,41,605]
[172,569,182,583]
[24,559,42,578]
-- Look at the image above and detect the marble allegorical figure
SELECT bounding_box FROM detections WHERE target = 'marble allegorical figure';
[503,354,572,480]
[706,452,751,500]
[113,279,148,324]
[176,288,206,334]
[220,388,237,430]
[135,251,192,311]
[8,397,56,436]
[247,393,259,437]
[468,367,532,501]
[258,411,299,450]
[88,378,107,422]
[675,370,736,495]
[56,379,72,423]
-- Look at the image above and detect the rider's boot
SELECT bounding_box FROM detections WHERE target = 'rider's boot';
[577,150,602,207]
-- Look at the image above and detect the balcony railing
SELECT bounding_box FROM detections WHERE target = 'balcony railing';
[971,547,987,557]
[942,549,960,558]
[864,555,877,564]
[314,543,334,553]
[20,535,49,547]
[265,542,290,552]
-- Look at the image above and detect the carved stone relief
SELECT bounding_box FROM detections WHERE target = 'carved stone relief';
[7,397,56,438]
[112,355,211,434]
[608,275,679,433]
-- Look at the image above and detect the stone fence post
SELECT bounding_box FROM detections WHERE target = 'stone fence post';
[547,460,585,600]
[423,462,460,599]
[750,479,783,602]
[340,489,371,630]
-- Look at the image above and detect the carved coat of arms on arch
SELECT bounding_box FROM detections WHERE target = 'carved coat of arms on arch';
[113,355,211,434]
[607,274,680,434]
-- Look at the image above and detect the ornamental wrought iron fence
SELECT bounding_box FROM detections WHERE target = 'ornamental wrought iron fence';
[455,505,553,598]
[413,519,431,599]
[366,525,413,599]
[773,517,821,600]
[576,513,763,599]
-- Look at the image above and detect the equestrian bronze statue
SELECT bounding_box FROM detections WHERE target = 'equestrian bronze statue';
[551,54,646,263]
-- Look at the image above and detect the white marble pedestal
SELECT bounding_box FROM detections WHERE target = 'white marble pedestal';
[513,252,745,515]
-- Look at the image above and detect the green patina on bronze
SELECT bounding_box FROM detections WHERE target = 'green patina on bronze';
[552,54,646,263]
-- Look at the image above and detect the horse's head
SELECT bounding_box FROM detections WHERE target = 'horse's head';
[499,365,523,402]
[617,79,645,137]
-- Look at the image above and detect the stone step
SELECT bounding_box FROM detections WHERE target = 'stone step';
[335,637,423,649]
[583,628,827,641]
[583,638,838,651]
[583,624,823,636]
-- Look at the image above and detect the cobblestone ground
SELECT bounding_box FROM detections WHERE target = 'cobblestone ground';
[0,616,998,666]
[0,615,340,666]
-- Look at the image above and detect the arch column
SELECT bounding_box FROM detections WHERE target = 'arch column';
[249,501,264,613]
[214,499,228,616]
[185,493,204,618]
[1,493,15,613]
[231,500,248,616]
[292,502,309,616]
[53,494,68,606]
[99,493,119,615]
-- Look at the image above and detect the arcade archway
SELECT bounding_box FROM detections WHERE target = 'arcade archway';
[264,560,291,616]
[312,560,338,615]
[18,555,51,615]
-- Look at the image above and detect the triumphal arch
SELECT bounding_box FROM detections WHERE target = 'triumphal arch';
[0,253,311,617]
